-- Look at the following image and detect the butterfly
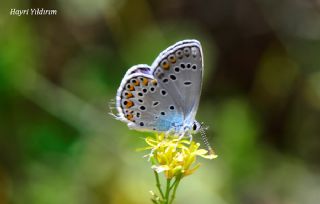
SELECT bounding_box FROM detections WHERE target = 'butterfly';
[114,39,204,139]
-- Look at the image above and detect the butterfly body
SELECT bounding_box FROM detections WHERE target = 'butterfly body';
[115,40,203,136]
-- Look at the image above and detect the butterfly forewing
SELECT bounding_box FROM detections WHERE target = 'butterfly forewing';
[152,40,203,125]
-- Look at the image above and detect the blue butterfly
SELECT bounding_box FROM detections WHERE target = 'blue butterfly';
[114,40,204,138]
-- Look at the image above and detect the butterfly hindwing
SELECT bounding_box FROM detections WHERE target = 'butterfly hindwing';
[116,67,184,132]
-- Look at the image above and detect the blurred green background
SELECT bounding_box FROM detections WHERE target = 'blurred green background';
[1,0,320,203]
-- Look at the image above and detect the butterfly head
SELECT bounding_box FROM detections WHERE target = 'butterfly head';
[192,120,201,134]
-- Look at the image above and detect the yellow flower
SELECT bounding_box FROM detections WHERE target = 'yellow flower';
[139,133,217,179]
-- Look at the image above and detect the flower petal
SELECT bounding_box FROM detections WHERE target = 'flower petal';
[184,163,201,176]
[152,165,170,173]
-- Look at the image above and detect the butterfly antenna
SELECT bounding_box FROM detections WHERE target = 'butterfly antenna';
[199,123,215,156]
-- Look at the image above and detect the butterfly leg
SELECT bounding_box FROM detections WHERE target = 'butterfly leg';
[164,129,173,137]
[178,126,193,141]
[177,132,192,141]
[164,126,179,137]
[187,132,193,142]
[177,128,190,140]
[177,133,185,140]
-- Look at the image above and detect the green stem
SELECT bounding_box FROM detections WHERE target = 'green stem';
[164,178,171,204]
[151,199,158,204]
[154,171,165,199]
[169,177,178,191]
[169,175,182,204]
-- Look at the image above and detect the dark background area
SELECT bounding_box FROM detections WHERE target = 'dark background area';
[1,0,320,203]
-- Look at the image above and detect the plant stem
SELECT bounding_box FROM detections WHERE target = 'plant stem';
[169,175,181,204]
[154,171,165,199]
[164,178,171,204]
[169,177,178,191]
[151,199,158,204]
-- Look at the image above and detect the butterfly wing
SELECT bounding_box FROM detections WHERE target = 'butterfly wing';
[151,40,203,126]
[115,40,203,132]
[116,65,185,132]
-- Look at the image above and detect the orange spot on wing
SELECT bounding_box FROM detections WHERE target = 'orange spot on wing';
[133,80,140,86]
[127,84,135,91]
[142,78,149,86]
[126,100,134,108]
[168,55,176,63]
[151,79,158,86]
[161,60,170,70]
[126,92,133,98]
[126,113,134,121]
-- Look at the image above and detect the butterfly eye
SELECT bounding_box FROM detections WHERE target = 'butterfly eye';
[192,121,202,133]
[161,60,170,70]
[168,54,176,63]
[193,123,197,131]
